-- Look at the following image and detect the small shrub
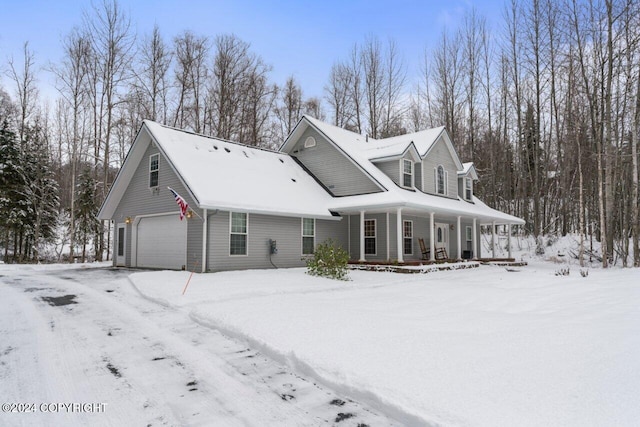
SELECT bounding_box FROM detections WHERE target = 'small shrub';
[305,239,350,281]
[555,267,570,276]
[580,269,589,278]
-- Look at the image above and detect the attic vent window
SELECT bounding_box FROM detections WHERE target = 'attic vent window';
[304,136,316,148]
[224,147,230,153]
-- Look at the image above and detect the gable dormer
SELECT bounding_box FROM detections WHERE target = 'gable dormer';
[370,143,421,190]
[420,132,463,199]
[458,163,479,202]
[281,117,385,197]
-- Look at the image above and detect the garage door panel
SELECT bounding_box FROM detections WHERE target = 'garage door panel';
[137,215,186,269]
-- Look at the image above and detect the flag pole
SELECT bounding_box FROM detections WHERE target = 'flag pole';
[167,186,203,220]
[182,260,199,295]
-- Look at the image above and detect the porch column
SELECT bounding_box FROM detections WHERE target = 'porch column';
[429,212,435,261]
[472,218,478,259]
[507,223,512,259]
[386,212,390,261]
[396,208,404,263]
[491,221,496,258]
[359,210,366,262]
[456,216,462,260]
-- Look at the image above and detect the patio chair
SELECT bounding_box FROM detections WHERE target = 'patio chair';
[435,247,448,261]
[418,238,430,260]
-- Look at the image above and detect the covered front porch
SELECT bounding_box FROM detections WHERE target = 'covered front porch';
[341,206,519,265]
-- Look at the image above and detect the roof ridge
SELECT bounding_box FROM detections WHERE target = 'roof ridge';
[145,119,283,155]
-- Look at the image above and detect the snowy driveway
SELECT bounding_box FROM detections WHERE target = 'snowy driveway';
[0,264,394,427]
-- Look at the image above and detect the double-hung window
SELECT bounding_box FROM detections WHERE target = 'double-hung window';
[230,212,248,255]
[149,154,159,188]
[364,219,376,255]
[302,218,315,255]
[402,159,413,188]
[465,177,472,200]
[403,220,413,255]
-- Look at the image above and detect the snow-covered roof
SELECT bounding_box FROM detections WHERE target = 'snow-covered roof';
[100,121,337,220]
[365,126,445,159]
[459,162,479,180]
[101,117,524,225]
[281,116,523,225]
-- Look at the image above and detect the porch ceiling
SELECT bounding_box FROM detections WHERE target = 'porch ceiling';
[333,200,523,225]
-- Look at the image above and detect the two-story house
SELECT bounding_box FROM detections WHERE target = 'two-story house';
[98,116,524,272]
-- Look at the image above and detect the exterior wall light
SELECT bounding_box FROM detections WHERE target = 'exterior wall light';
[186,210,193,219]
[125,217,132,224]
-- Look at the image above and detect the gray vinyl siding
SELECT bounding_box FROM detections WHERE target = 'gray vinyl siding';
[415,164,422,191]
[421,136,460,199]
[187,219,203,271]
[208,211,346,271]
[376,160,400,186]
[290,127,381,196]
[111,135,202,267]
[349,213,436,262]
[402,214,430,261]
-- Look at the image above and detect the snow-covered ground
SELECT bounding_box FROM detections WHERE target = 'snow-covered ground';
[0,263,396,426]
[1,235,639,426]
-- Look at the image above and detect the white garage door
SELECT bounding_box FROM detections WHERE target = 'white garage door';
[136,214,187,269]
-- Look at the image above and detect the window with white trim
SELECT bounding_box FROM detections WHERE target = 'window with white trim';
[465,177,472,200]
[230,212,248,255]
[403,220,413,255]
[364,219,376,255]
[402,159,413,188]
[304,136,316,148]
[149,154,159,188]
[436,165,445,195]
[302,218,315,255]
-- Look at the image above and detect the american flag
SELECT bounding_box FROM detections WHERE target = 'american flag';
[168,187,189,220]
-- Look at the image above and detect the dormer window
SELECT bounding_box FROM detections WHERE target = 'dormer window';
[149,154,159,188]
[402,159,413,188]
[465,177,473,200]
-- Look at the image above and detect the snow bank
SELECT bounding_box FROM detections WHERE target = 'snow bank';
[131,263,640,426]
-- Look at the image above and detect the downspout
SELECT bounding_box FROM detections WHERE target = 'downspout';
[201,208,207,273]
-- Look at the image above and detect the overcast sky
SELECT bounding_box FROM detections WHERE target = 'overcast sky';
[1,0,503,104]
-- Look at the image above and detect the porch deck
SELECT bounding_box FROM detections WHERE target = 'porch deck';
[348,258,527,274]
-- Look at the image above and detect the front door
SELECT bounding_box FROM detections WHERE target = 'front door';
[434,223,449,257]
[116,224,126,266]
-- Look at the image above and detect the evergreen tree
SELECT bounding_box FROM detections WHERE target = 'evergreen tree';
[74,168,99,262]
[0,120,23,261]
[19,126,60,262]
